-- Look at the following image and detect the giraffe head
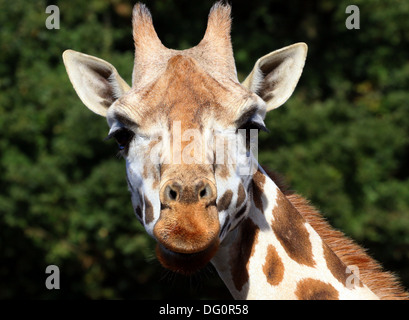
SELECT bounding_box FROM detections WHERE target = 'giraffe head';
[63,2,307,275]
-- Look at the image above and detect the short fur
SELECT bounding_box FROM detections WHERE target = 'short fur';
[264,167,409,300]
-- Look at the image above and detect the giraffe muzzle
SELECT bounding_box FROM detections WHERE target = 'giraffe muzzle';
[154,178,220,274]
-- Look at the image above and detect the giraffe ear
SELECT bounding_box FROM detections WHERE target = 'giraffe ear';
[62,50,131,117]
[242,43,307,112]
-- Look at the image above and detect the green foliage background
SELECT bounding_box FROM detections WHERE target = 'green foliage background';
[1,0,408,299]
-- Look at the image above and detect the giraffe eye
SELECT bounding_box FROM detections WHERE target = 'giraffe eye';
[114,128,134,150]
[106,128,135,151]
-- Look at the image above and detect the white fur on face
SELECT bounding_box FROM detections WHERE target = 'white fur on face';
[120,110,260,243]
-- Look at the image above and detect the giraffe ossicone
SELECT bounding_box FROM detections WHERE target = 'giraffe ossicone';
[63,2,408,300]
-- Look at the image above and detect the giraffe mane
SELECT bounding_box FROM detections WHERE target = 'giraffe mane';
[263,167,409,300]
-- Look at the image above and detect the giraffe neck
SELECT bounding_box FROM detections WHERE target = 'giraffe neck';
[211,166,379,300]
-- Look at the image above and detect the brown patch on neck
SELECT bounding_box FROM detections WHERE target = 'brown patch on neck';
[252,169,266,213]
[236,183,246,209]
[295,278,339,300]
[322,242,360,287]
[229,217,259,292]
[217,190,233,212]
[263,167,409,300]
[263,245,284,286]
[271,192,315,267]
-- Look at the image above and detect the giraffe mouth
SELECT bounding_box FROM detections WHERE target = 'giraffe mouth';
[155,239,219,275]
[153,202,220,275]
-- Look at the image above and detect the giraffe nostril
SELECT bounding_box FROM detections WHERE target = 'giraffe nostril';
[160,181,184,206]
[161,179,216,205]
[169,188,178,201]
[197,181,216,205]
[199,187,207,199]
[165,185,179,202]
[198,184,214,201]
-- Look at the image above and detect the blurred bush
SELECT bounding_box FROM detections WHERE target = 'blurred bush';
[0,0,408,298]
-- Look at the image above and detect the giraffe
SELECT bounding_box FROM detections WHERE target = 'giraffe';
[62,2,408,300]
